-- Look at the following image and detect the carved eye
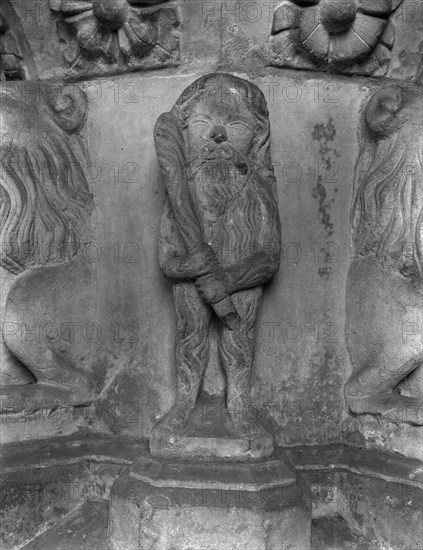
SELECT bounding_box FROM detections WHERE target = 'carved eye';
[229,120,250,131]
[191,116,211,126]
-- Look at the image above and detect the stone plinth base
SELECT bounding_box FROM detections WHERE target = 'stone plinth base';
[108,448,311,550]
[150,394,275,463]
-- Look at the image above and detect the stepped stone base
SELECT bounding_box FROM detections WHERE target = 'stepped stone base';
[108,447,311,550]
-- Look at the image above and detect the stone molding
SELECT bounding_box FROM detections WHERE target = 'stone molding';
[2,437,422,489]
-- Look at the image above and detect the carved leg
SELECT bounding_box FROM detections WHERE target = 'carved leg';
[219,288,273,456]
[345,257,423,425]
[345,358,423,425]
[152,282,212,438]
[0,338,94,412]
[1,260,96,411]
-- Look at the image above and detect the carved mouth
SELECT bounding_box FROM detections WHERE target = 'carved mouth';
[198,145,250,178]
[201,142,242,162]
[203,149,232,162]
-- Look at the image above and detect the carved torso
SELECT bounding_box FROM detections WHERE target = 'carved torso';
[161,167,278,270]
[188,167,252,266]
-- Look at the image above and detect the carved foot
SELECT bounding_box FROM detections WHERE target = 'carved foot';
[228,400,274,459]
[150,401,195,455]
[0,382,93,414]
[347,392,423,425]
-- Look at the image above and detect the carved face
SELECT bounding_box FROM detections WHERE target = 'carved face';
[186,88,255,163]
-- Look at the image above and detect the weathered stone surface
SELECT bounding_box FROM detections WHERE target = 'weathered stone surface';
[311,516,370,550]
[288,444,423,549]
[342,415,423,462]
[339,472,423,550]
[0,462,87,549]
[24,501,110,550]
[0,434,139,548]
[110,502,310,550]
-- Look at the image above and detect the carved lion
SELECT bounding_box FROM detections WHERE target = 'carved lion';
[345,84,423,425]
[0,84,97,410]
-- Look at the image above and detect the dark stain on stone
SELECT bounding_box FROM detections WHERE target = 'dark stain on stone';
[311,118,338,237]
[318,266,332,279]
[312,176,334,237]
[312,119,336,147]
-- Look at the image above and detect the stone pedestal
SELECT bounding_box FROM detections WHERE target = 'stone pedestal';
[150,394,275,462]
[108,445,311,550]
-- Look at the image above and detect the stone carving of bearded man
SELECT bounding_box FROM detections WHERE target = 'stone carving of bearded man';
[152,73,281,460]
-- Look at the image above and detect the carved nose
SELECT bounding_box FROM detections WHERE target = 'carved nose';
[209,125,227,144]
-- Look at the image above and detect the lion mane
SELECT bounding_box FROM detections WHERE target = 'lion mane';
[351,85,423,280]
[0,86,94,273]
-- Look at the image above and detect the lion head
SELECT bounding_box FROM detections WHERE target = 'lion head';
[0,84,94,273]
[351,85,423,280]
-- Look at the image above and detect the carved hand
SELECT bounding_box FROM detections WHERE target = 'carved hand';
[181,244,218,278]
[195,269,229,304]
[195,270,241,330]
[162,243,221,281]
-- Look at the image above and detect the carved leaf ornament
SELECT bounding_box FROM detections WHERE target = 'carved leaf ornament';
[50,0,171,63]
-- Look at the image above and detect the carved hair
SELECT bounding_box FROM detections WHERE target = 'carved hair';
[351,85,423,279]
[172,73,276,186]
[0,85,93,273]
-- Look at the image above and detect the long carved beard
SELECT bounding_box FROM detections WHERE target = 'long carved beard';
[189,142,249,221]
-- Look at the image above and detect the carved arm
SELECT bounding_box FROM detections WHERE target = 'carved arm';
[194,249,280,304]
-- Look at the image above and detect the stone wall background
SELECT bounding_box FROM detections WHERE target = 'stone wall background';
[3,0,423,454]
[82,72,363,447]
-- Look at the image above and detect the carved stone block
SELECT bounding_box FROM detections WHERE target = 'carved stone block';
[108,444,311,550]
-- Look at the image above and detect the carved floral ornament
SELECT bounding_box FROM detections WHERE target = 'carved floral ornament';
[270,0,403,75]
[49,0,180,74]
